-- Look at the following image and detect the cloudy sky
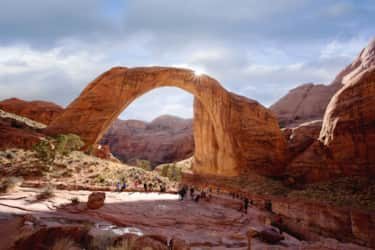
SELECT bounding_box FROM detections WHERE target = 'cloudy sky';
[0,0,374,121]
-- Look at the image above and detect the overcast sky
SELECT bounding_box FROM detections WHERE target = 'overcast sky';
[0,0,374,121]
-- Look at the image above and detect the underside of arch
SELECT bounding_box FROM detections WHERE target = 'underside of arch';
[45,66,287,177]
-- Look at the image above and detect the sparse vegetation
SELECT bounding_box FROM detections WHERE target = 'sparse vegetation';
[33,134,84,165]
[288,177,375,211]
[55,134,84,156]
[0,177,23,193]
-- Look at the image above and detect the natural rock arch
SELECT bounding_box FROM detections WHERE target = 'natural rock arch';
[46,66,287,177]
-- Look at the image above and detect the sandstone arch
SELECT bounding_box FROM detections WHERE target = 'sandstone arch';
[45,66,287,177]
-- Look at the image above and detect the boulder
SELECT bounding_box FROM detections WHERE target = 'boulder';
[258,228,285,244]
[87,192,105,209]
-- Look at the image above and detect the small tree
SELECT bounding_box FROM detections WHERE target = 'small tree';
[33,134,84,165]
[55,134,84,156]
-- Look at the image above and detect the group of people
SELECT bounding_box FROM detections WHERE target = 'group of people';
[178,185,212,202]
[115,179,167,193]
[143,182,166,192]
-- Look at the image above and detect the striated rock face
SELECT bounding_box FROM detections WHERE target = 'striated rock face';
[287,66,375,182]
[0,117,44,150]
[101,115,194,167]
[282,120,322,162]
[271,37,375,128]
[320,66,375,176]
[45,66,287,177]
[0,98,63,125]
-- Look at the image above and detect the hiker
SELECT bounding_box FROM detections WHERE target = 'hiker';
[178,187,186,200]
[115,182,121,192]
[120,181,127,191]
[244,197,249,214]
[144,183,148,192]
[194,193,201,202]
[190,187,195,199]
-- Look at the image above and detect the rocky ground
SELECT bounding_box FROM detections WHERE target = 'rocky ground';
[0,149,179,192]
[0,188,372,250]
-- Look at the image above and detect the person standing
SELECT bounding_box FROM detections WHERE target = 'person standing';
[244,197,249,214]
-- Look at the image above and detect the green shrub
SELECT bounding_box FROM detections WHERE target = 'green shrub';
[33,134,84,164]
[55,134,84,156]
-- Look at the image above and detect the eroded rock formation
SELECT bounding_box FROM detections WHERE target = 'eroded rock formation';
[271,37,375,128]
[287,66,375,182]
[45,66,287,177]
[100,115,194,167]
[0,98,63,125]
[320,66,375,176]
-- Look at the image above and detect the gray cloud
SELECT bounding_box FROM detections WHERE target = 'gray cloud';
[0,0,373,120]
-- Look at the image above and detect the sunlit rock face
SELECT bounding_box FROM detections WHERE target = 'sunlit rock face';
[45,66,287,177]
[287,66,375,182]
[271,37,375,128]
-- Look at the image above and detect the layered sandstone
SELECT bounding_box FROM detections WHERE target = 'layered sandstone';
[287,66,375,182]
[0,117,44,150]
[282,120,322,162]
[45,66,287,177]
[0,98,63,125]
[271,37,375,128]
[320,66,375,176]
[100,115,194,167]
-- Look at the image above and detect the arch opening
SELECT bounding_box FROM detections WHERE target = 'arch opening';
[99,86,196,168]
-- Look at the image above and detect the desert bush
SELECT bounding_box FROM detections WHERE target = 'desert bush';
[0,177,23,193]
[136,159,152,171]
[51,238,79,250]
[55,134,84,156]
[33,139,56,165]
[33,134,84,165]
[36,185,55,200]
